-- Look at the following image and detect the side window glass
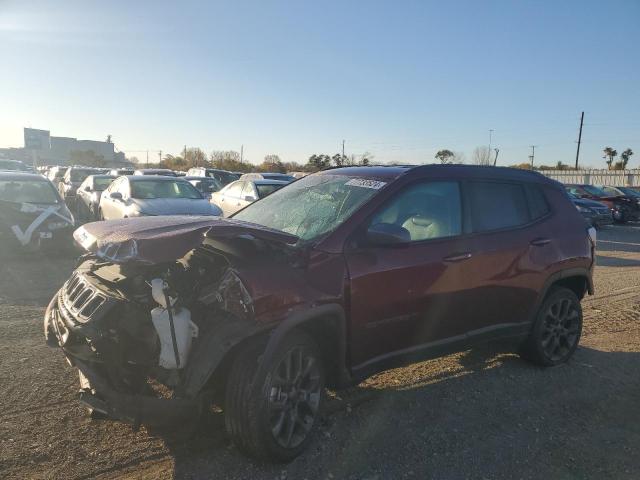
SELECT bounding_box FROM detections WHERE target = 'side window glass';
[226,181,244,198]
[242,182,256,199]
[370,181,462,241]
[525,184,550,220]
[468,182,530,232]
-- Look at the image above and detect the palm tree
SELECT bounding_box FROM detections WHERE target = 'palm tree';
[620,148,634,169]
[603,147,617,170]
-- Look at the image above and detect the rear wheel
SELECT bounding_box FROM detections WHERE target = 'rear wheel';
[224,331,325,461]
[520,287,582,366]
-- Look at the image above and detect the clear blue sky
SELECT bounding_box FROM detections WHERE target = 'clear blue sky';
[1,0,638,167]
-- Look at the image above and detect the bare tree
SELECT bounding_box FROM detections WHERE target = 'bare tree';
[472,146,493,165]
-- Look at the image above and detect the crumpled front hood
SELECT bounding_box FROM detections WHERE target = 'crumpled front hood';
[134,198,215,216]
[74,215,298,264]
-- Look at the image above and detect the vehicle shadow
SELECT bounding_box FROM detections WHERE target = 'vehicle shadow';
[160,345,640,480]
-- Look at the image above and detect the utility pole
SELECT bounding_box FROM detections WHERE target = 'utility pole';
[158,150,162,165]
[146,150,149,167]
[575,111,584,169]
[240,145,244,163]
[493,148,500,166]
[183,145,187,160]
[488,129,494,154]
[342,139,345,159]
[529,145,537,169]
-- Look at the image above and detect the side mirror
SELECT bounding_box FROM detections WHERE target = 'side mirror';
[244,195,256,202]
[365,223,411,247]
[110,192,123,200]
[84,186,91,192]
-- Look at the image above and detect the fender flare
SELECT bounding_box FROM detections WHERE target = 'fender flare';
[527,267,593,325]
[253,303,351,388]
[182,304,350,398]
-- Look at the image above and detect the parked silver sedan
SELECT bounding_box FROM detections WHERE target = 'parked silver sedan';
[211,179,289,217]
[98,175,222,219]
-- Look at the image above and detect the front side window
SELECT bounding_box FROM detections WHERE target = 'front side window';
[224,181,245,198]
[370,181,462,241]
[130,180,202,199]
[233,173,383,242]
[468,181,529,232]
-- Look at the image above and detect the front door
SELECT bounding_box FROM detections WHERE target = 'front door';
[346,180,474,369]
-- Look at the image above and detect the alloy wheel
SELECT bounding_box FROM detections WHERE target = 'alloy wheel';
[267,346,322,449]
[541,297,581,362]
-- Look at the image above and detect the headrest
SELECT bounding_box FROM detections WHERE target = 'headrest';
[410,215,433,227]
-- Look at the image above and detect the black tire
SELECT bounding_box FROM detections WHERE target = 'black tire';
[224,330,325,462]
[520,287,583,366]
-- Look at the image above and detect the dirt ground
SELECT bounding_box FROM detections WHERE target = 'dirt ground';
[1,225,639,480]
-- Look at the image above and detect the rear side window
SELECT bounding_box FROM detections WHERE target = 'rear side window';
[467,181,529,232]
[525,184,550,220]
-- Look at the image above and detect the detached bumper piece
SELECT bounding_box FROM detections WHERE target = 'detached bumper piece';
[75,359,199,428]
[44,294,201,429]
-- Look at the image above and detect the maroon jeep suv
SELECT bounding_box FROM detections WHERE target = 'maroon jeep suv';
[44,165,595,461]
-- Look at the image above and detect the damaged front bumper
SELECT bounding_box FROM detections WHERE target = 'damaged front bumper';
[44,294,201,427]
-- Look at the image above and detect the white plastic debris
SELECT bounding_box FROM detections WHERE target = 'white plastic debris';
[149,278,198,369]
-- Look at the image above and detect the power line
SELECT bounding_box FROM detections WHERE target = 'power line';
[575,111,584,169]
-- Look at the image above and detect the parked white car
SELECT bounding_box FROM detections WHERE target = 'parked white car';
[98,176,222,219]
[210,179,288,217]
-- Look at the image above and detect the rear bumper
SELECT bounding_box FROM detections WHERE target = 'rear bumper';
[44,296,200,427]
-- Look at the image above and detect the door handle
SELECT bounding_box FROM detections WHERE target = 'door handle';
[530,238,551,247]
[443,252,472,263]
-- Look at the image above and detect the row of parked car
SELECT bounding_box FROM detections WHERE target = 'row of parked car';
[1,158,638,252]
[566,183,640,226]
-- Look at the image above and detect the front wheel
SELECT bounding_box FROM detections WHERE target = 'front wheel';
[224,331,325,462]
[520,287,583,366]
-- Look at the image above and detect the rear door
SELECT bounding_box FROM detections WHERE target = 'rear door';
[454,180,549,337]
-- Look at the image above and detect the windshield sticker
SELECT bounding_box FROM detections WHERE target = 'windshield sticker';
[345,178,387,189]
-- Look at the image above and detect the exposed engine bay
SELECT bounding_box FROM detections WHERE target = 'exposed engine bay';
[45,216,300,426]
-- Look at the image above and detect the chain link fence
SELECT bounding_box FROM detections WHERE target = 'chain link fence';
[539,169,640,186]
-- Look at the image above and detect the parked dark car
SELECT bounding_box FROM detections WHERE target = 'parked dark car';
[59,167,101,209]
[601,186,640,206]
[0,171,74,251]
[45,165,594,461]
[75,174,117,222]
[0,159,31,172]
[565,184,640,223]
[567,192,613,228]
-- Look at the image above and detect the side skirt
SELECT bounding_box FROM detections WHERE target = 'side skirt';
[348,322,531,384]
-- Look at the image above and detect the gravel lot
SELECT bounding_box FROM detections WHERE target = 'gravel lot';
[1,225,639,480]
